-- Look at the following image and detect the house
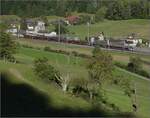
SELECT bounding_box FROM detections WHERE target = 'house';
[26,19,35,31]
[66,16,80,25]
[34,21,45,32]
[6,22,18,33]
[6,20,20,34]
[26,20,45,34]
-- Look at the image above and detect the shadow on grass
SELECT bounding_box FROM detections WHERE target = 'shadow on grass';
[1,73,135,117]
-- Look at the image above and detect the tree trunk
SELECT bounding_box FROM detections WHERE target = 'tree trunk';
[89,92,93,100]
[62,83,67,92]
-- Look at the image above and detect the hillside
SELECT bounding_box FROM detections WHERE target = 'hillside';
[68,19,150,40]
[1,0,150,117]
[1,46,150,117]
[17,38,150,73]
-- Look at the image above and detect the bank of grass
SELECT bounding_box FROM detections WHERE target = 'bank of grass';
[16,38,150,72]
[0,15,20,21]
[1,67,92,111]
[68,19,150,40]
[0,47,150,117]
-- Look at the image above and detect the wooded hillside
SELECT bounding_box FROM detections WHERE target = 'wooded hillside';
[1,0,150,20]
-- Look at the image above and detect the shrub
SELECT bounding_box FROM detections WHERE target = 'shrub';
[138,69,150,78]
[34,57,59,82]
[21,44,34,49]
[95,6,107,22]
[109,103,119,111]
[0,31,17,61]
[44,46,51,51]
[127,56,142,72]
[71,51,78,56]
[78,15,91,25]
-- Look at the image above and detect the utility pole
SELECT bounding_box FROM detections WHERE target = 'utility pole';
[134,83,137,110]
[58,19,60,42]
[17,25,20,39]
[87,22,90,45]
[132,82,138,114]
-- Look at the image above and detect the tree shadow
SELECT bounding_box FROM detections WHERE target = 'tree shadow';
[1,74,135,117]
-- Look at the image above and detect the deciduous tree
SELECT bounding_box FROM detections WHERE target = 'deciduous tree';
[95,6,107,22]
[34,57,58,81]
[0,31,17,62]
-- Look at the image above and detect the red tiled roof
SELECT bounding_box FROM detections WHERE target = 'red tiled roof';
[66,16,80,23]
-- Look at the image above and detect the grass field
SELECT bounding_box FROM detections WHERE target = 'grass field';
[1,15,149,40]
[68,19,150,40]
[1,16,150,117]
[46,19,150,40]
[1,46,150,117]
[16,38,150,72]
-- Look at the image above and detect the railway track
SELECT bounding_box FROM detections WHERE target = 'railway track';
[23,35,150,56]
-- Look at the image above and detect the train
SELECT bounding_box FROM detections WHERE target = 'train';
[20,32,139,51]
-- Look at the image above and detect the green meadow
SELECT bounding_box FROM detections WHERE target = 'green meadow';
[68,19,150,40]
[1,46,150,118]
[16,38,150,72]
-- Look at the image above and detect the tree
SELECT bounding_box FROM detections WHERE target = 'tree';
[87,46,113,100]
[86,2,96,13]
[20,18,27,31]
[0,31,17,61]
[40,16,49,27]
[88,47,113,86]
[55,74,71,92]
[116,76,137,112]
[55,0,66,17]
[86,79,99,100]
[34,57,58,81]
[0,23,9,32]
[95,6,107,22]
[127,56,142,72]
[78,15,91,25]
[54,23,69,35]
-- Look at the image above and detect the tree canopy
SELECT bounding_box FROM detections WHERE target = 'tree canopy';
[1,0,149,20]
[0,31,17,61]
[88,46,113,86]
[34,57,59,81]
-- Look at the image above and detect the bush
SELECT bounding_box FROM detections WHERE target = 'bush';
[127,56,142,72]
[138,70,150,78]
[115,60,150,78]
[21,44,34,49]
[0,31,17,61]
[34,57,59,82]
[71,51,78,56]
[44,46,51,51]
[109,103,119,111]
[78,15,92,25]
[95,6,107,22]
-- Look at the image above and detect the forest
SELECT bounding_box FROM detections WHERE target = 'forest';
[1,0,150,20]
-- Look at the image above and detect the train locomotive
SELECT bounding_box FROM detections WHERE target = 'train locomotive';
[21,31,141,51]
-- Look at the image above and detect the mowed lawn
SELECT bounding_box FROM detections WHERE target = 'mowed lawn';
[68,19,150,40]
[0,47,150,118]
